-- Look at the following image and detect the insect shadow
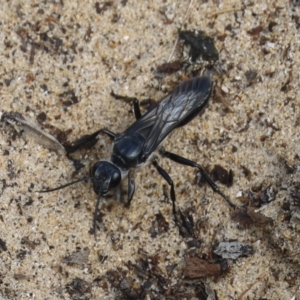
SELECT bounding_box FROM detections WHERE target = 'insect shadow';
[40,75,236,239]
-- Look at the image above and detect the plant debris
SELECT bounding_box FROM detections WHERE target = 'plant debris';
[185,257,228,279]
[179,30,219,62]
[214,241,254,259]
[1,111,65,152]
[62,247,90,267]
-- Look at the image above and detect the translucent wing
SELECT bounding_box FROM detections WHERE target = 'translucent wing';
[123,76,212,160]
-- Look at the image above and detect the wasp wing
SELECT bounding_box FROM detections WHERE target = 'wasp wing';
[123,76,212,159]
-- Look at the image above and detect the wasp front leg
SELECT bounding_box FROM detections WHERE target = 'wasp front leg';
[64,128,116,153]
[126,172,135,207]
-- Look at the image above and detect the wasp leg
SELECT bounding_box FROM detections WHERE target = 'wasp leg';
[133,99,142,120]
[64,128,116,153]
[152,160,195,236]
[152,160,178,222]
[126,173,135,207]
[159,149,236,209]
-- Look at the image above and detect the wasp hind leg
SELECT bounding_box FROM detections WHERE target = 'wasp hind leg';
[159,148,236,209]
[152,160,195,237]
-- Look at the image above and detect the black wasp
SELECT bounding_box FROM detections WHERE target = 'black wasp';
[41,75,235,239]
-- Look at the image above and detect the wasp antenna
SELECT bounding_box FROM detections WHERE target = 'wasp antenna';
[38,177,94,193]
[93,185,103,241]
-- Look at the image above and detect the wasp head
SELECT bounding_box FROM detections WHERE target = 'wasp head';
[90,161,122,195]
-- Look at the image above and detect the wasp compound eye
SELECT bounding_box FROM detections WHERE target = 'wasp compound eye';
[91,161,121,194]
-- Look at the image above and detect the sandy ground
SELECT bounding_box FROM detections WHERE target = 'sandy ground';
[0,0,300,299]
